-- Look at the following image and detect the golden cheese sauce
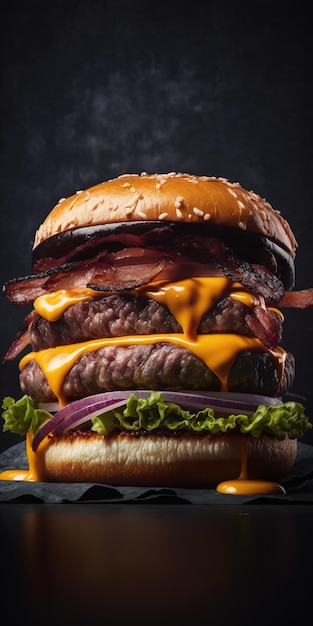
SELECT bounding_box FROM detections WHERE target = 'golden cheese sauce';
[0,432,49,482]
[1,277,286,494]
[216,436,286,495]
[217,479,285,495]
[34,278,257,324]
[142,277,232,340]
[34,287,100,322]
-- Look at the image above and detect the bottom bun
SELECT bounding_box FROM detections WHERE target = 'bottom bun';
[42,432,297,487]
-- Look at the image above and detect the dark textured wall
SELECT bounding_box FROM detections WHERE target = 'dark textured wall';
[0,0,312,450]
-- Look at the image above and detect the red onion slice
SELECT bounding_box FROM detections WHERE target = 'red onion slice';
[51,391,268,437]
[32,391,130,451]
[54,399,128,436]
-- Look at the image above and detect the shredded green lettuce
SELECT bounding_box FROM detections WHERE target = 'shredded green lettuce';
[1,391,312,440]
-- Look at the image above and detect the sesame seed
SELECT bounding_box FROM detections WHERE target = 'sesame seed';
[250,192,260,201]
[193,206,204,217]
[175,196,184,208]
[76,190,83,195]
[123,193,141,214]
[159,212,168,220]
[238,200,245,210]
[260,209,268,220]
[227,188,238,198]
[203,213,211,220]
[156,178,167,189]
[58,198,66,204]
[122,182,131,188]
[176,208,184,219]
[137,210,148,219]
[130,186,136,192]
[238,221,246,230]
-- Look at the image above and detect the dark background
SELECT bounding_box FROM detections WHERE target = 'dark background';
[0,0,312,451]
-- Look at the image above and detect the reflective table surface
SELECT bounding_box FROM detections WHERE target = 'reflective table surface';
[1,502,312,625]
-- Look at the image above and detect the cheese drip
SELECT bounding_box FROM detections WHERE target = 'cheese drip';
[24,277,285,406]
[34,287,98,322]
[0,432,49,481]
[34,281,284,325]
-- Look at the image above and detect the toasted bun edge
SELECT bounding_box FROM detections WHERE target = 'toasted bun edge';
[41,432,297,487]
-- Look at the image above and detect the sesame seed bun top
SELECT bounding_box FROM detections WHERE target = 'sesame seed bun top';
[33,172,297,256]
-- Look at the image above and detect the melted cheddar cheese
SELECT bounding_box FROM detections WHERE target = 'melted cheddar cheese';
[0,431,49,482]
[22,277,285,407]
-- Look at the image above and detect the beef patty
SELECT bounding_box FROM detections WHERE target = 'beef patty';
[22,293,288,403]
[30,294,281,349]
[20,344,295,404]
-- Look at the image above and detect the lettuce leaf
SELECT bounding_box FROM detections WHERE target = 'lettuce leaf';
[91,391,311,440]
[1,391,312,440]
[1,395,54,435]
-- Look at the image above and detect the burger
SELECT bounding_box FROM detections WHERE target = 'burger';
[1,172,312,491]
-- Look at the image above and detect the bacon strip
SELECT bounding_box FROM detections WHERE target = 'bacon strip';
[2,309,39,362]
[278,288,313,308]
[4,268,61,305]
[207,239,285,301]
[88,259,169,291]
[245,305,282,349]
[32,227,174,273]
[4,235,312,316]
[3,249,176,305]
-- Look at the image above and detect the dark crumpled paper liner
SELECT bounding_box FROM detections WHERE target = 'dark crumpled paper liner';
[0,440,313,504]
